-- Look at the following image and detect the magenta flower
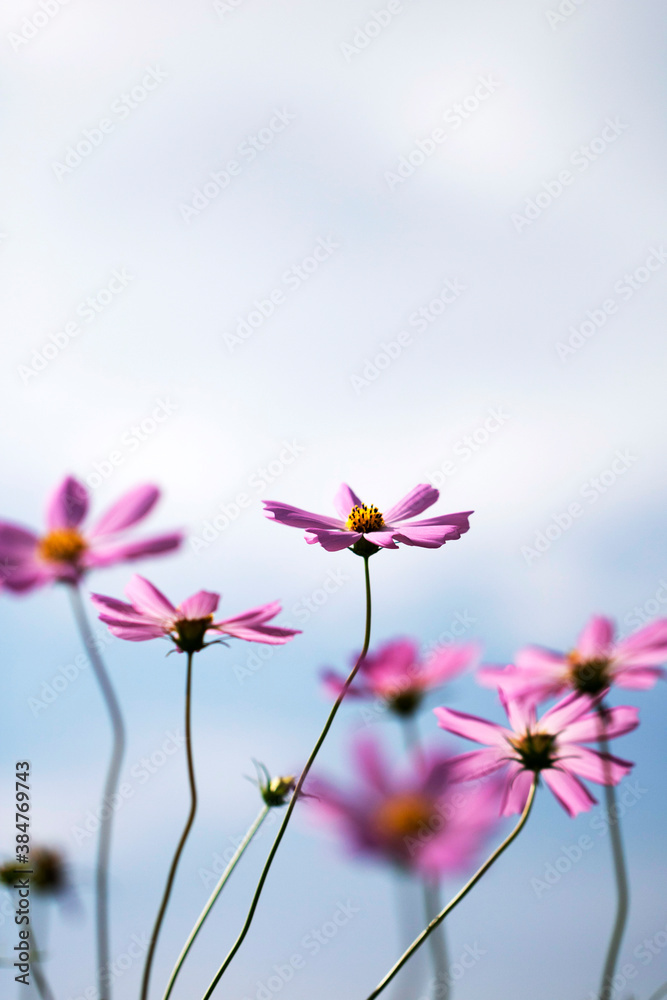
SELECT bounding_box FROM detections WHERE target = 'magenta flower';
[263,483,472,553]
[91,575,300,652]
[478,615,667,703]
[434,692,639,817]
[322,638,478,716]
[306,736,501,877]
[0,476,182,593]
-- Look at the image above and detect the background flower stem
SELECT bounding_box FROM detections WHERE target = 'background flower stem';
[364,775,538,1000]
[68,584,126,1000]
[201,553,373,998]
[141,650,198,1000]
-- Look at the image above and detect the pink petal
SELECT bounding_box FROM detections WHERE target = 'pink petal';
[88,484,160,538]
[90,592,154,624]
[46,477,89,529]
[422,643,479,686]
[215,600,282,627]
[559,745,632,785]
[304,529,362,551]
[86,532,183,568]
[499,690,536,733]
[1,562,52,593]
[614,619,667,660]
[364,530,399,549]
[515,645,568,676]
[0,523,39,554]
[124,575,176,619]
[396,512,473,529]
[333,484,363,519]
[434,706,509,747]
[500,763,534,816]
[541,768,597,816]
[215,622,299,645]
[383,484,440,523]
[262,501,344,531]
[178,590,220,620]
[612,665,665,689]
[105,622,167,642]
[540,691,596,734]
[352,738,390,793]
[577,616,615,659]
[446,749,508,782]
[0,525,41,590]
[392,525,463,548]
[321,669,368,700]
[560,705,639,744]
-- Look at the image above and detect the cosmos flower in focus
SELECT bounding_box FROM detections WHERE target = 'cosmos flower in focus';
[0,477,182,593]
[478,616,667,703]
[322,638,478,716]
[263,483,472,554]
[91,574,300,652]
[435,691,639,817]
[306,735,501,877]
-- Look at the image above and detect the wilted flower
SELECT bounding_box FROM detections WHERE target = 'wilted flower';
[0,477,182,592]
[263,483,471,554]
[478,616,667,702]
[91,575,300,652]
[306,736,501,877]
[1,847,69,898]
[322,638,478,716]
[435,691,639,817]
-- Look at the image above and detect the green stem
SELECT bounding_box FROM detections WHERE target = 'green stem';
[363,776,538,1000]
[141,651,198,1000]
[161,805,270,1000]
[201,555,373,999]
[68,584,126,1000]
[597,705,630,1000]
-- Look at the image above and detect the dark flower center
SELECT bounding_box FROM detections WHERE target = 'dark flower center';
[346,504,385,533]
[387,689,423,717]
[373,793,436,840]
[509,730,557,771]
[38,528,87,565]
[174,615,214,653]
[567,653,611,695]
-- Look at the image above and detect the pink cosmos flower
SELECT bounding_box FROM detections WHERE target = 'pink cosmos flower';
[91,574,300,653]
[478,615,667,703]
[306,736,501,877]
[263,483,472,553]
[322,638,479,716]
[0,476,182,593]
[434,692,639,817]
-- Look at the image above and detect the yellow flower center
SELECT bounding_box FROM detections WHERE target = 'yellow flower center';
[38,528,88,565]
[373,793,435,840]
[567,651,611,696]
[173,615,215,653]
[345,504,385,533]
[508,730,557,771]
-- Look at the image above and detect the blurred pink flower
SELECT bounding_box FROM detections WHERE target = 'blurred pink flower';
[0,476,182,592]
[435,692,639,818]
[478,616,667,702]
[263,483,472,553]
[322,638,478,716]
[91,574,300,652]
[306,736,501,877]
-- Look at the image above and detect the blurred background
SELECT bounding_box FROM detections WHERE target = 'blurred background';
[1,0,666,997]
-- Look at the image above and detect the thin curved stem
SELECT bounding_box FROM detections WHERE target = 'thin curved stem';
[141,651,198,1000]
[364,776,538,1000]
[68,584,126,1000]
[597,705,630,1000]
[201,554,373,999]
[30,926,55,1000]
[162,805,270,1000]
